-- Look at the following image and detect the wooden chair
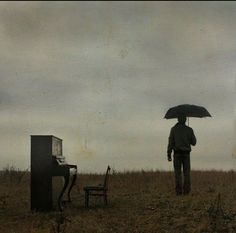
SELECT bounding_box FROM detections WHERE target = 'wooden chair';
[83,165,111,208]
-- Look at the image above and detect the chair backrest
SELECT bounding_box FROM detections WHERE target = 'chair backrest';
[103,165,111,190]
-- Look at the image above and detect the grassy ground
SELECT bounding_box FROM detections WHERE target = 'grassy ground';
[0,168,236,233]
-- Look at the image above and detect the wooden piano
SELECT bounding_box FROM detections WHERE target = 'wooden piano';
[31,135,77,211]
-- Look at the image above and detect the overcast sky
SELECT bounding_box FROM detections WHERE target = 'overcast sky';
[0,1,235,172]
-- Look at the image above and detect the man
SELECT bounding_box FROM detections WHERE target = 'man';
[167,115,196,195]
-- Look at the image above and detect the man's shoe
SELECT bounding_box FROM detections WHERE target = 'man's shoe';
[176,192,182,196]
[183,191,190,195]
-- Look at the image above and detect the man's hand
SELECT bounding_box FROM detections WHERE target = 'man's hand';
[167,154,172,162]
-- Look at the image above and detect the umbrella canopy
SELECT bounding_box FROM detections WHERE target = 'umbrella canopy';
[164,104,211,119]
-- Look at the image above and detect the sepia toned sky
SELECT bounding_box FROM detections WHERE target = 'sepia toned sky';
[0,1,235,172]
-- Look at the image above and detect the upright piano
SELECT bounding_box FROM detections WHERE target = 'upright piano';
[31,135,77,211]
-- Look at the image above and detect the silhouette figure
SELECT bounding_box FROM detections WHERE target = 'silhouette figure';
[167,115,196,195]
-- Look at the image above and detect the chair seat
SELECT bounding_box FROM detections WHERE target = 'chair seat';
[84,186,106,191]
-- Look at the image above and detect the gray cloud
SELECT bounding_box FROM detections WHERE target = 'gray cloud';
[0,2,235,172]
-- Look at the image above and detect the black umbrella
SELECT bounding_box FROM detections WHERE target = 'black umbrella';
[164,104,211,119]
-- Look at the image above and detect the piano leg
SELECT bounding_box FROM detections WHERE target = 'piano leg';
[58,174,69,211]
[67,174,77,202]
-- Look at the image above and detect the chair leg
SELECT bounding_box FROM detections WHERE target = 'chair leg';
[85,191,89,208]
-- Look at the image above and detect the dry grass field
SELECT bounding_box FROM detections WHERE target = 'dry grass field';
[0,167,236,233]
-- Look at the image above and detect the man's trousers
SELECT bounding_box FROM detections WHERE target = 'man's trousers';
[173,153,191,195]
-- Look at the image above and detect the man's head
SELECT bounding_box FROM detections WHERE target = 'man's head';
[177,115,187,124]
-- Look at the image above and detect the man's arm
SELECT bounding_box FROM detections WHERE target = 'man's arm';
[167,128,175,160]
[191,129,197,146]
